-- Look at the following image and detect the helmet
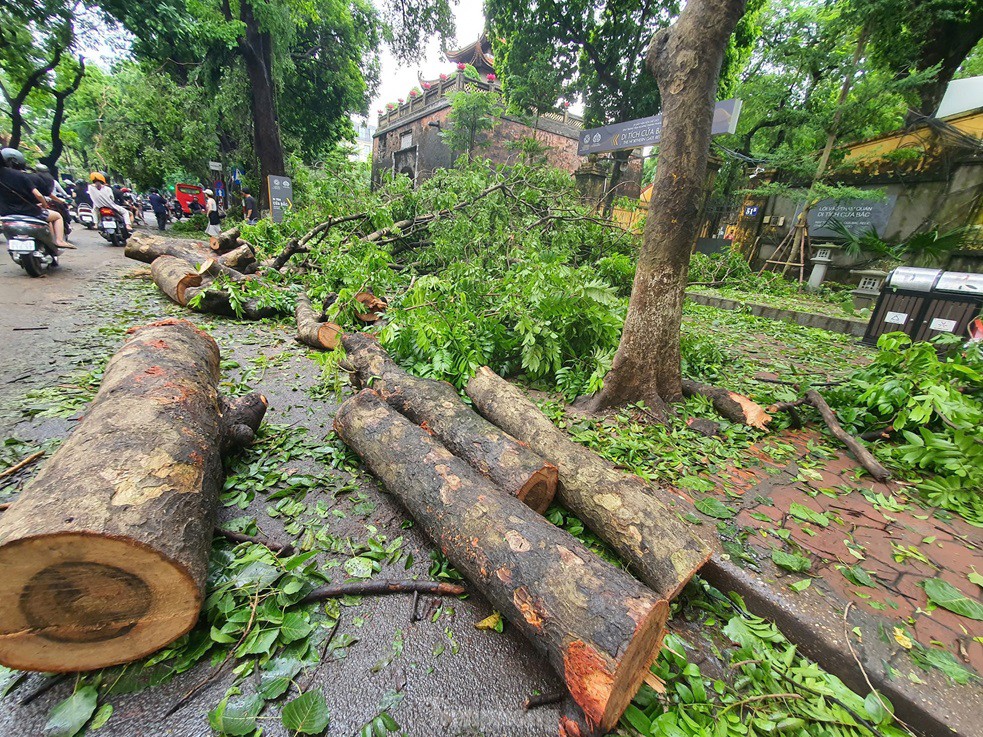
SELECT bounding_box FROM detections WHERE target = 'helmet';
[34,163,49,173]
[90,171,107,184]
[204,188,214,196]
[121,187,131,193]
[2,148,26,169]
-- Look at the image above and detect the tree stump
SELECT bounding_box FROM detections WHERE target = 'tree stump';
[295,295,342,350]
[334,390,668,734]
[341,333,557,512]
[0,319,266,672]
[466,367,713,599]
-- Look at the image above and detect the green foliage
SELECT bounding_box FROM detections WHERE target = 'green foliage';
[441,91,503,160]
[829,220,969,267]
[826,333,983,525]
[624,579,910,737]
[171,214,209,234]
[44,686,98,737]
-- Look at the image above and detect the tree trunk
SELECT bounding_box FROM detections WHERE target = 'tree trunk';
[334,389,668,735]
[341,333,558,512]
[240,0,285,205]
[0,319,266,672]
[466,367,713,599]
[295,294,342,350]
[151,255,202,306]
[126,236,255,272]
[591,0,748,413]
[904,20,983,125]
[38,56,85,177]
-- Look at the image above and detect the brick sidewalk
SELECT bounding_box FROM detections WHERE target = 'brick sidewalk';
[707,428,982,678]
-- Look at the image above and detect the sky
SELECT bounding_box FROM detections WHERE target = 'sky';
[367,0,487,119]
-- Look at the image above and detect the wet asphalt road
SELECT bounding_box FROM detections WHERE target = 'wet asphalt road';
[0,225,565,736]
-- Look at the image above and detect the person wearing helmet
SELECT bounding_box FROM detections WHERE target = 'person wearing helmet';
[88,172,131,230]
[0,148,71,249]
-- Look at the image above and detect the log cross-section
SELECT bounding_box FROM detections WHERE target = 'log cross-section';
[341,333,557,512]
[334,390,668,734]
[466,367,713,599]
[0,319,266,672]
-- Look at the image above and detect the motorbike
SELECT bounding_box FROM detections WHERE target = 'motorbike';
[76,202,95,229]
[2,215,59,277]
[97,207,130,247]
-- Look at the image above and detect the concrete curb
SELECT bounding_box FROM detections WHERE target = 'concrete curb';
[686,291,869,338]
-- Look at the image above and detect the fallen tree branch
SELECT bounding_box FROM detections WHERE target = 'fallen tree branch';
[804,390,891,481]
[214,527,295,556]
[0,450,44,481]
[300,580,466,604]
[271,213,369,270]
[681,379,771,430]
[295,294,342,350]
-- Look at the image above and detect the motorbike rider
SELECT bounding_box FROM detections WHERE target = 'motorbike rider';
[88,172,131,230]
[0,148,70,249]
[75,180,93,207]
[32,164,72,236]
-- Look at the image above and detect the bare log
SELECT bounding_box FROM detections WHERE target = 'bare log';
[334,390,668,734]
[341,333,557,512]
[182,283,280,321]
[124,236,208,265]
[804,390,891,481]
[295,295,342,351]
[681,379,771,430]
[466,367,713,599]
[0,319,265,672]
[212,227,241,254]
[151,255,202,306]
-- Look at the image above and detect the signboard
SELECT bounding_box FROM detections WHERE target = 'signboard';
[744,205,760,217]
[209,161,222,172]
[577,98,742,155]
[267,175,293,224]
[214,181,226,199]
[230,168,243,185]
[805,193,898,239]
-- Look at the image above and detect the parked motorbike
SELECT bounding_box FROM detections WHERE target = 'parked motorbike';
[2,215,59,277]
[97,207,130,247]
[76,202,95,229]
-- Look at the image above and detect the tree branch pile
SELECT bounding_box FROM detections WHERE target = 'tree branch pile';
[0,319,266,672]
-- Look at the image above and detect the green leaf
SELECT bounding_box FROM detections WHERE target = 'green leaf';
[45,686,98,737]
[260,657,304,700]
[695,497,736,520]
[208,694,264,736]
[280,612,313,644]
[839,565,877,588]
[968,570,983,588]
[771,548,811,573]
[864,691,894,725]
[89,704,113,730]
[789,502,829,527]
[345,556,375,579]
[789,578,812,592]
[282,690,331,734]
[922,579,983,620]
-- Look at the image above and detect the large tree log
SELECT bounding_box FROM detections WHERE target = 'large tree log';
[681,379,771,430]
[126,236,255,273]
[466,367,713,599]
[0,319,266,672]
[341,333,557,512]
[181,283,280,321]
[334,390,668,734]
[295,295,342,351]
[151,255,202,306]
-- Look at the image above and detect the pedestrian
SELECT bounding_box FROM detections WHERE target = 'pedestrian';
[242,188,258,225]
[204,188,222,250]
[148,187,169,231]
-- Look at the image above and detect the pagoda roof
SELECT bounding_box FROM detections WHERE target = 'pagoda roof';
[445,33,495,76]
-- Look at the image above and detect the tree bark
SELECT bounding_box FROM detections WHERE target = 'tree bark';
[466,367,713,599]
[341,333,558,512]
[38,56,85,176]
[0,319,266,672]
[295,294,342,350]
[334,389,668,734]
[240,0,286,204]
[590,0,748,413]
[681,379,771,430]
[4,46,63,150]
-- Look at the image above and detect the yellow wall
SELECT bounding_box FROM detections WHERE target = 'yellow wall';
[842,109,983,163]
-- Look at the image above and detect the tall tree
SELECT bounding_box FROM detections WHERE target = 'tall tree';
[862,0,983,123]
[591,0,748,414]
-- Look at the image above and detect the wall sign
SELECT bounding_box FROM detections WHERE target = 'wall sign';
[885,311,908,325]
[805,194,898,238]
[929,317,957,332]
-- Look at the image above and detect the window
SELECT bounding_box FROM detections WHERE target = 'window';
[400,132,413,150]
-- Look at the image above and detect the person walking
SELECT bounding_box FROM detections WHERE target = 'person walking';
[242,188,258,225]
[148,188,169,231]
[204,188,222,250]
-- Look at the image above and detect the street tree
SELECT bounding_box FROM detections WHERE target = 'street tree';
[591,0,748,414]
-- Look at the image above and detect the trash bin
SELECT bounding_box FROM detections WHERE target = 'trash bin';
[862,267,983,346]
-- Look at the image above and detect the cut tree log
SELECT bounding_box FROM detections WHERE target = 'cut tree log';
[216,243,256,271]
[295,295,342,351]
[126,235,255,273]
[334,389,668,735]
[0,319,266,672]
[466,367,713,599]
[151,255,202,306]
[182,283,280,321]
[211,226,241,253]
[354,292,387,323]
[681,379,771,430]
[341,333,557,512]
